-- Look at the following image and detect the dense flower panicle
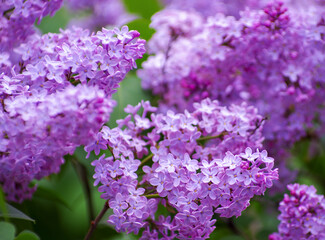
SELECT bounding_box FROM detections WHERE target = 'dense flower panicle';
[65,0,134,30]
[87,99,278,239]
[10,26,145,96]
[0,0,63,54]
[270,184,325,240]
[0,12,145,201]
[138,1,325,153]
[0,85,115,202]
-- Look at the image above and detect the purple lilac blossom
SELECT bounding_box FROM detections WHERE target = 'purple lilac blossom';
[269,184,325,240]
[0,0,63,56]
[0,85,115,202]
[0,22,146,201]
[65,0,135,30]
[11,26,146,96]
[86,99,278,239]
[138,1,325,156]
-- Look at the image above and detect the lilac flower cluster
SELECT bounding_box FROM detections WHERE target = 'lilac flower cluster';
[65,0,134,30]
[1,18,145,201]
[269,184,325,240]
[0,0,63,53]
[138,1,325,154]
[10,26,145,96]
[87,99,278,239]
[1,85,115,202]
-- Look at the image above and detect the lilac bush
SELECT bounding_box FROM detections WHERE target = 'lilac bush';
[270,184,325,240]
[1,0,325,239]
[86,99,278,239]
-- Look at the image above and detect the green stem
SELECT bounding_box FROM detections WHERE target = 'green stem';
[3,7,14,19]
[107,146,116,161]
[143,194,161,199]
[196,132,227,142]
[139,153,154,168]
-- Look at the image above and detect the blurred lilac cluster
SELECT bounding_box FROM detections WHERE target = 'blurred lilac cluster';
[86,99,278,239]
[0,0,63,53]
[270,184,325,240]
[139,1,325,156]
[162,0,324,18]
[65,0,134,30]
[0,2,146,201]
[162,0,264,18]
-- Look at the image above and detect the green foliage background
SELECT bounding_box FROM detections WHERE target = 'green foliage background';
[1,1,325,239]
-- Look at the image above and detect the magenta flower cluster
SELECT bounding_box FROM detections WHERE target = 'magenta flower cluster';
[86,99,278,239]
[270,184,325,240]
[139,1,325,154]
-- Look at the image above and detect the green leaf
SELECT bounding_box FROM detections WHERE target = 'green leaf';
[0,204,34,223]
[127,18,155,41]
[0,221,16,240]
[209,228,232,239]
[33,186,71,210]
[122,0,162,19]
[37,7,70,33]
[0,186,8,221]
[15,231,40,240]
[111,233,138,240]
[291,140,310,163]
[221,235,245,240]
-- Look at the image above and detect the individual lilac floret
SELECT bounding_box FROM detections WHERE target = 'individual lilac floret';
[87,99,278,239]
[0,85,115,202]
[270,184,325,240]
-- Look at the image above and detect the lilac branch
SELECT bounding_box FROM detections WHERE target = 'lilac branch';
[196,131,227,142]
[139,153,154,168]
[84,201,109,240]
